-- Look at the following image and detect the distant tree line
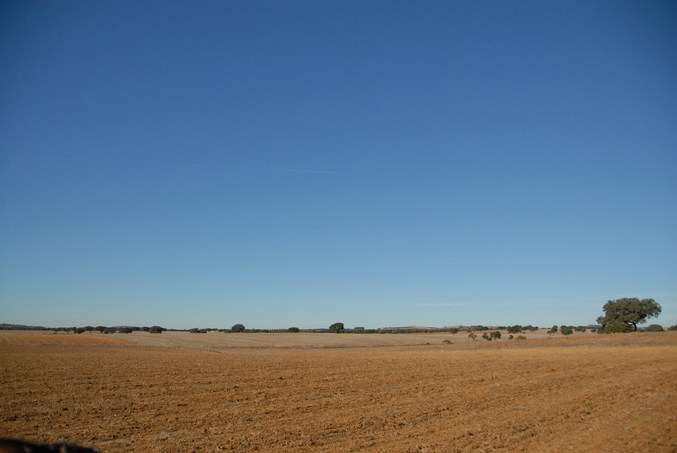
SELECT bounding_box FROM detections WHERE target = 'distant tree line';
[4,305,674,335]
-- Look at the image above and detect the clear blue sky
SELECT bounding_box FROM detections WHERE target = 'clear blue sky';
[1,1,675,329]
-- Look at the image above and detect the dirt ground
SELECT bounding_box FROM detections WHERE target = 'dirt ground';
[0,328,631,349]
[0,329,568,349]
[1,331,675,452]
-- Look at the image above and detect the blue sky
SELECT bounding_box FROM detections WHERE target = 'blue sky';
[1,1,675,329]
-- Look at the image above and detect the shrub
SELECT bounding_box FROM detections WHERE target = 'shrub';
[668,325,677,331]
[442,339,452,344]
[508,334,514,340]
[149,326,164,334]
[516,335,527,340]
[288,327,300,332]
[643,324,664,332]
[481,333,492,341]
[490,331,501,340]
[560,326,574,335]
[603,320,633,333]
[468,332,477,341]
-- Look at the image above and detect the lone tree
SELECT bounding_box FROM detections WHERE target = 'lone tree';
[329,322,344,333]
[597,298,661,333]
[231,323,245,333]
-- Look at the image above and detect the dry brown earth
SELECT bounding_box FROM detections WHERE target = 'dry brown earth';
[0,329,612,349]
[1,331,675,452]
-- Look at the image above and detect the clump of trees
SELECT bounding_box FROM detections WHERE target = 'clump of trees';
[596,298,662,333]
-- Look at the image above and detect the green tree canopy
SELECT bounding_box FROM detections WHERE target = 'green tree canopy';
[329,322,344,333]
[231,324,245,333]
[507,325,523,334]
[596,298,661,333]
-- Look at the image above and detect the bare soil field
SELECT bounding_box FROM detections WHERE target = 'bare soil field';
[1,331,675,452]
[0,331,134,347]
[0,329,613,350]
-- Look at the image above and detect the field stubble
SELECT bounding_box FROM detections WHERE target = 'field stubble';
[0,331,675,452]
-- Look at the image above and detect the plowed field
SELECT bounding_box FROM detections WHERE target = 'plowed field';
[0,333,134,346]
[1,332,675,452]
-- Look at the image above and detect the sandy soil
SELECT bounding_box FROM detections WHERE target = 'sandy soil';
[0,329,606,349]
[0,331,675,452]
[0,332,134,346]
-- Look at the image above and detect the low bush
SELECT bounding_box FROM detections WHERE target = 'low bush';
[643,324,664,332]
[602,321,633,333]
